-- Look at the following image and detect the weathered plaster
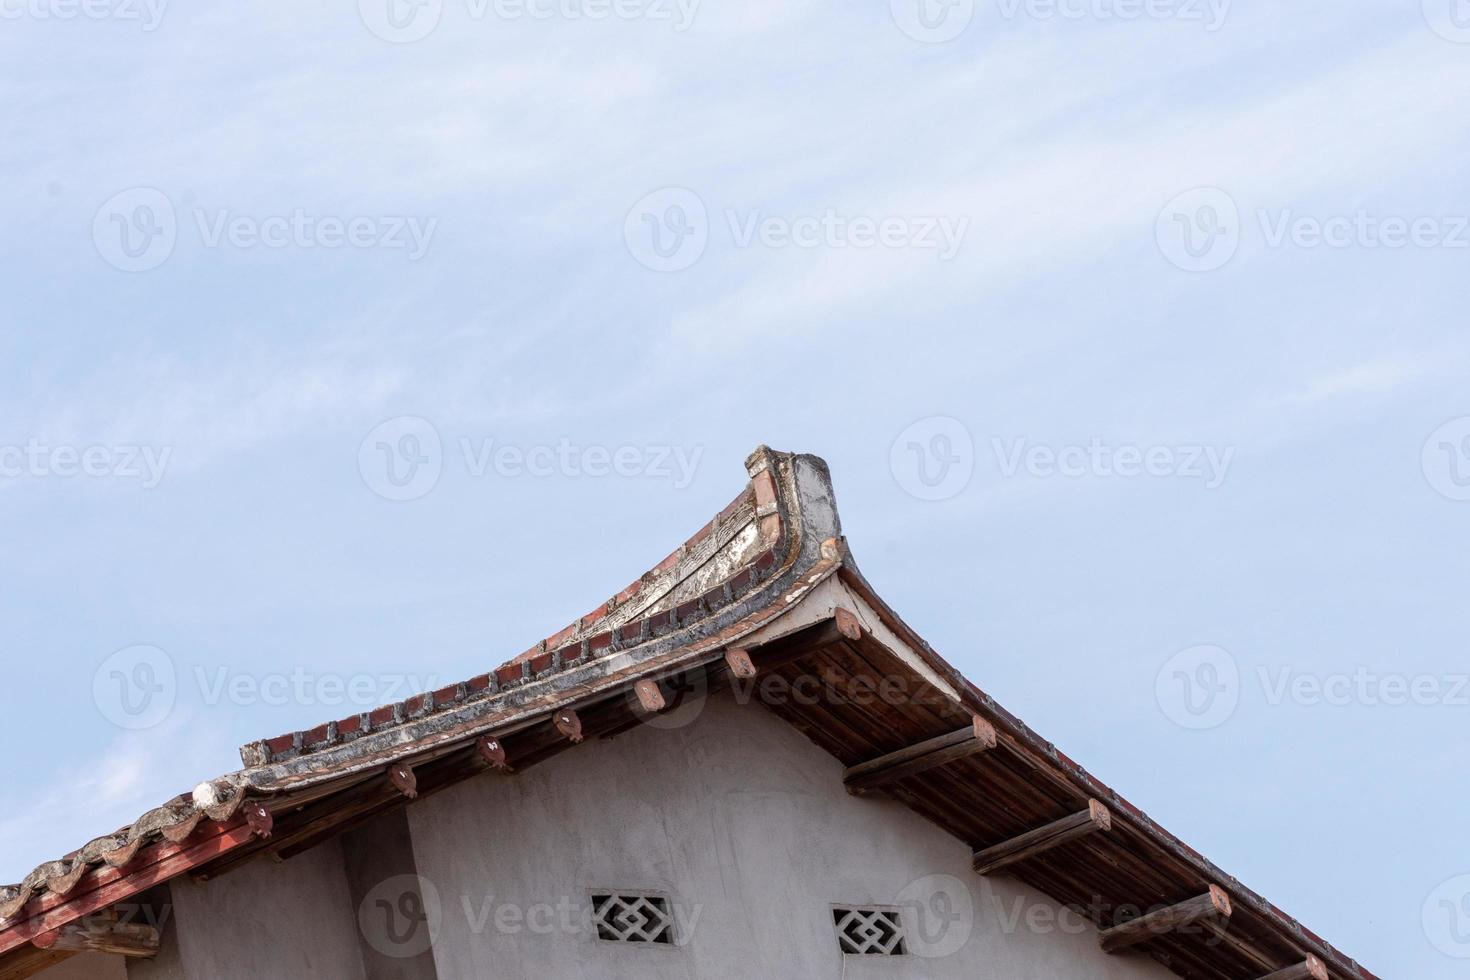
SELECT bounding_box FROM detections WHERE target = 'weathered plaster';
[405,692,1178,980]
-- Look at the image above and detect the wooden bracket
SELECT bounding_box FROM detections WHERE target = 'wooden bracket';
[1256,956,1328,980]
[844,717,998,797]
[554,709,583,743]
[33,919,161,958]
[724,648,757,679]
[477,736,512,772]
[834,607,862,641]
[245,802,273,840]
[389,763,419,800]
[971,799,1112,875]
[1099,885,1233,954]
[634,679,667,713]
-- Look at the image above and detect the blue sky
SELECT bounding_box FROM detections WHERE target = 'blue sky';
[2,1,1468,975]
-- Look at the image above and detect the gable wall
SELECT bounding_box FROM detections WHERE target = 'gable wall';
[404,691,1178,980]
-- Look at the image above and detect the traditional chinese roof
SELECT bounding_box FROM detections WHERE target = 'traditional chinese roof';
[0,448,1376,980]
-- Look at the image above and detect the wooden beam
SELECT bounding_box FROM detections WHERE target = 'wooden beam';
[634,678,666,713]
[49,919,160,958]
[553,708,583,743]
[0,821,255,956]
[388,763,419,799]
[844,718,997,796]
[724,648,757,679]
[834,607,863,641]
[1257,956,1328,980]
[0,948,75,980]
[971,799,1113,875]
[477,736,512,772]
[1099,885,1233,954]
[731,617,850,677]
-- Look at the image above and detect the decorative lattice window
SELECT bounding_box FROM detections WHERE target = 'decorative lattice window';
[833,907,907,955]
[591,893,675,945]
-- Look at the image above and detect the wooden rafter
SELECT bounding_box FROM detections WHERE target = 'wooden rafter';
[1257,956,1328,980]
[1099,885,1233,954]
[0,820,255,957]
[843,717,997,796]
[971,800,1112,875]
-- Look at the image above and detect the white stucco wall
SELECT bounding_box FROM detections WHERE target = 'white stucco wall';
[160,836,366,979]
[406,691,1178,980]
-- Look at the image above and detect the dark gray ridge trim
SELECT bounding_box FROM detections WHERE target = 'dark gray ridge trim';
[832,559,1375,980]
[239,452,809,768]
[235,450,839,792]
[239,557,844,796]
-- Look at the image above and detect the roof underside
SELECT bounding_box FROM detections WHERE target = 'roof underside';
[0,448,1376,980]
